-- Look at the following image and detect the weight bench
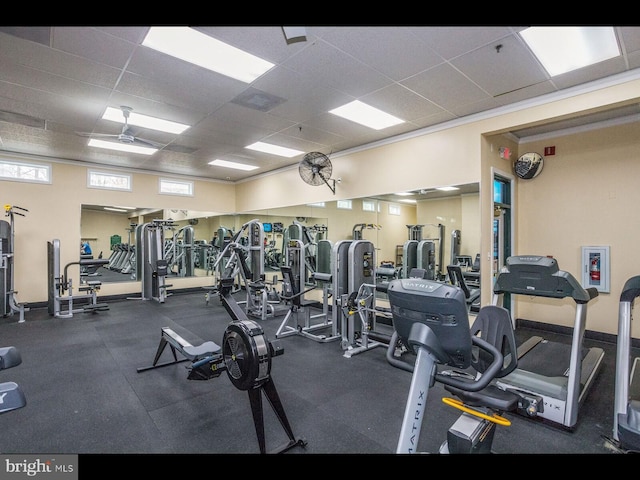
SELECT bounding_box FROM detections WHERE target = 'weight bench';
[137,327,224,380]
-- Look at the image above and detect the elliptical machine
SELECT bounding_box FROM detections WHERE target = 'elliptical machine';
[386,278,520,453]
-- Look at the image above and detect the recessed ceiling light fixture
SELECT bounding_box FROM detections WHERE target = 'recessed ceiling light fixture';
[329,100,405,130]
[142,27,275,83]
[209,159,259,171]
[102,106,190,134]
[436,186,459,192]
[245,142,304,158]
[103,207,128,213]
[88,139,157,155]
[519,26,620,77]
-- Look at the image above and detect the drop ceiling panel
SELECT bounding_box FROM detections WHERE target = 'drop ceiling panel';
[408,26,514,60]
[51,27,138,68]
[319,26,444,81]
[401,63,491,111]
[450,35,549,97]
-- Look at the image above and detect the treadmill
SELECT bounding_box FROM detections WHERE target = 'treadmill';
[492,255,604,430]
[611,275,640,452]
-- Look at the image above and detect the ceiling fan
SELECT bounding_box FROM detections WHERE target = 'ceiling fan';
[76,106,165,148]
[298,151,338,194]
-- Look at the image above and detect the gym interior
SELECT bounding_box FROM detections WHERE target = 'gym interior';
[1,27,640,464]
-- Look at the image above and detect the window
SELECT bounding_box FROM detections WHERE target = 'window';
[0,159,51,184]
[337,199,352,210]
[159,178,193,196]
[388,204,401,216]
[362,199,376,212]
[88,170,131,191]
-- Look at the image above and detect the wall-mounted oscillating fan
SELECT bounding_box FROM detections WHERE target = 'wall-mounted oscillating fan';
[298,152,337,194]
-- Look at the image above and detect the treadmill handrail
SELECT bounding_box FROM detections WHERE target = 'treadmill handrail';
[620,275,640,303]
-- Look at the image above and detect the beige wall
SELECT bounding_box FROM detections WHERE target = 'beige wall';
[509,120,640,336]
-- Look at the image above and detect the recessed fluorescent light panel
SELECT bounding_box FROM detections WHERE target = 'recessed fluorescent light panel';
[142,27,275,83]
[102,107,190,134]
[103,207,128,213]
[436,186,459,192]
[245,142,304,158]
[208,159,259,171]
[88,139,157,155]
[329,100,405,130]
[395,192,414,196]
[520,26,620,77]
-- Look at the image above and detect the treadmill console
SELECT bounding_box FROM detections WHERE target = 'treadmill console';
[387,278,472,368]
[494,255,593,302]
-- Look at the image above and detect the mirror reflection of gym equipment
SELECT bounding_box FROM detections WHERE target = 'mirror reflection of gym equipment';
[491,255,604,430]
[208,220,285,321]
[164,224,196,277]
[399,224,443,281]
[234,220,284,321]
[47,239,110,318]
[129,219,176,303]
[282,220,327,285]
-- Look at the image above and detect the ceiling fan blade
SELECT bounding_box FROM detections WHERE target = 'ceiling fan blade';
[75,132,119,139]
[134,137,165,148]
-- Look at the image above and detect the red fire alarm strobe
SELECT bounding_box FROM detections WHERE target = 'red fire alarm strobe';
[544,146,556,156]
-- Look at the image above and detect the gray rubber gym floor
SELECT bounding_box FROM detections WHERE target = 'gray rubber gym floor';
[0,286,635,468]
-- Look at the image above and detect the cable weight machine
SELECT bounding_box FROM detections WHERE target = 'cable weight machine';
[0,205,29,323]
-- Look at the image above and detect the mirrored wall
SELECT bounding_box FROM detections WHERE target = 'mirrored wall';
[80,183,480,284]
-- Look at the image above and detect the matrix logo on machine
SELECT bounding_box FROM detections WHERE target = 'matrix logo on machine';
[1,455,77,480]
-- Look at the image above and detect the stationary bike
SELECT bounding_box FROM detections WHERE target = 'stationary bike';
[385,278,520,454]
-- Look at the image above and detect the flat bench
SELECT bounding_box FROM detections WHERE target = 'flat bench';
[137,327,221,374]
